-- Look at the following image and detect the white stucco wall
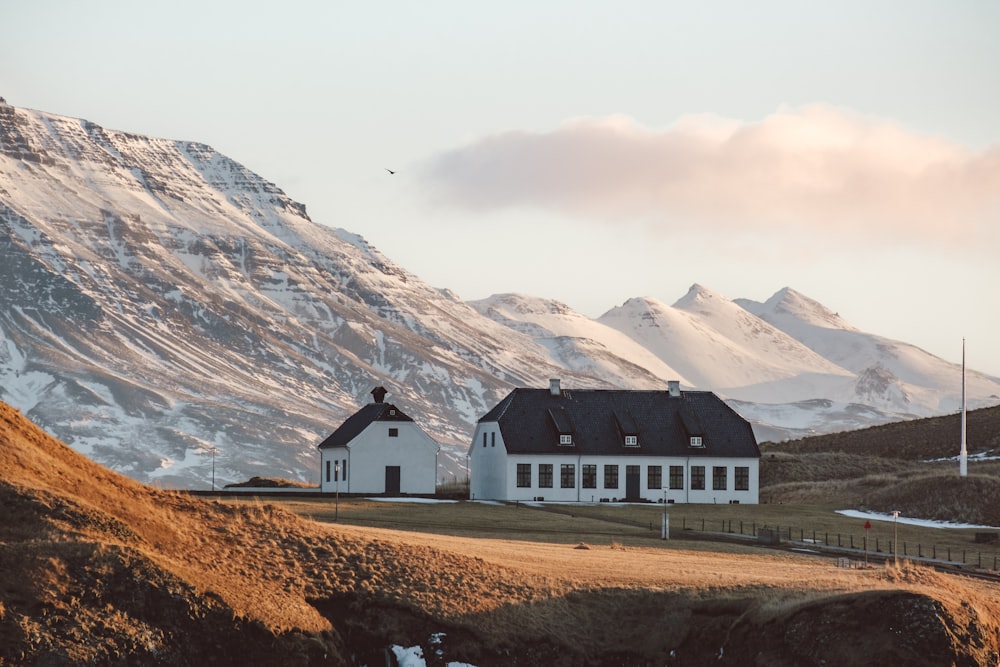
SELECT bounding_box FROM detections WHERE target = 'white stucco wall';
[469,422,759,504]
[320,421,439,494]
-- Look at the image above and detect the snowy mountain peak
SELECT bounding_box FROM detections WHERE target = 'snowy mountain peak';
[737,287,858,332]
[672,283,724,311]
[2,100,998,488]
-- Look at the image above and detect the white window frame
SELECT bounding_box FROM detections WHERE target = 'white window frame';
[689,436,703,448]
[624,435,638,447]
[559,434,573,446]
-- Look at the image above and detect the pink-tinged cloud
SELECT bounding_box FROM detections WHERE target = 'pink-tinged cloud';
[419,105,999,248]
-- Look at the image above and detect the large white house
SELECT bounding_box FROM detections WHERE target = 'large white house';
[318,387,439,495]
[469,380,760,504]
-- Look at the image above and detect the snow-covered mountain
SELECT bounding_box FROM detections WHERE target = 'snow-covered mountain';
[2,100,998,487]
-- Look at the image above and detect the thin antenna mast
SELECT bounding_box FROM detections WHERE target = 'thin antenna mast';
[960,338,968,478]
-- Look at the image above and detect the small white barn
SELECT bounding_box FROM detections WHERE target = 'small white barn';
[318,387,439,495]
[469,379,761,504]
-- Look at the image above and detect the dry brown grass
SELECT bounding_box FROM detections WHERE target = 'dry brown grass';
[5,398,1000,665]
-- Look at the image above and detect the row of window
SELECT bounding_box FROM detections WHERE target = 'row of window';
[325,458,348,483]
[515,463,750,491]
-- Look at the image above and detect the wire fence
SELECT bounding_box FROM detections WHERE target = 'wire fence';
[664,517,1000,570]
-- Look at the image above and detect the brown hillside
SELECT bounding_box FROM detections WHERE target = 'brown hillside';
[764,404,1000,460]
[4,400,1000,665]
[760,405,1000,524]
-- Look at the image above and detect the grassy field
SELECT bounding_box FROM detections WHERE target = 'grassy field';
[232,495,1000,569]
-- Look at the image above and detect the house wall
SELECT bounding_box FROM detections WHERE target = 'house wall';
[469,428,759,504]
[320,422,438,494]
[468,423,508,500]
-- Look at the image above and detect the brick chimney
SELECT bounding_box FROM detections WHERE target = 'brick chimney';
[667,380,680,397]
[549,378,561,396]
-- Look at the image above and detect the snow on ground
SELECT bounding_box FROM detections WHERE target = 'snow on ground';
[837,509,999,530]
[392,633,476,667]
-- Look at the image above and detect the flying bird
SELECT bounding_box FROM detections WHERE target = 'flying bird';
[385,168,395,175]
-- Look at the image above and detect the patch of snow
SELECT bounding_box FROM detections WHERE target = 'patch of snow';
[837,509,1000,530]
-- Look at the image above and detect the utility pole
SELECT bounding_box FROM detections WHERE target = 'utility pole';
[891,510,900,567]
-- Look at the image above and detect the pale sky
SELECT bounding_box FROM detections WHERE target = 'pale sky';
[3,1,999,376]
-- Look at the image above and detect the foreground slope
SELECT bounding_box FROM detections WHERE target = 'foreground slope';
[3,399,1000,665]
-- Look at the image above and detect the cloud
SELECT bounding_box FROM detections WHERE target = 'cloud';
[418,105,1000,249]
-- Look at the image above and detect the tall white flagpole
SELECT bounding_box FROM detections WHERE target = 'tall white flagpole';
[960,338,968,478]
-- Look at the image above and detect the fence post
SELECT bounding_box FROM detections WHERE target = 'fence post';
[837,533,841,547]
[876,538,880,553]
[825,532,829,546]
[701,518,705,531]
[850,535,854,549]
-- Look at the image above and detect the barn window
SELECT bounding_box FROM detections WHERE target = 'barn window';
[669,465,684,490]
[647,465,662,489]
[389,427,398,437]
[604,464,618,489]
[713,466,727,491]
[560,464,575,488]
[735,466,749,491]
[691,466,705,490]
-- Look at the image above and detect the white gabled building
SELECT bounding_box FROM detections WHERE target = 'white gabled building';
[318,386,439,495]
[469,379,760,504]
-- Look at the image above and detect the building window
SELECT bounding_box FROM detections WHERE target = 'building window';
[559,434,573,446]
[713,466,727,491]
[325,460,330,483]
[669,465,684,490]
[517,463,531,488]
[389,428,398,437]
[491,432,496,447]
[691,466,705,490]
[647,465,662,490]
[689,436,703,448]
[539,464,553,488]
[604,464,619,489]
[624,435,638,447]
[735,466,749,491]
[560,464,575,488]
[482,432,487,447]
[582,464,597,488]
[342,459,348,481]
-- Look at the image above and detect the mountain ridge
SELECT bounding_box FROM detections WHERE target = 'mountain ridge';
[2,101,998,487]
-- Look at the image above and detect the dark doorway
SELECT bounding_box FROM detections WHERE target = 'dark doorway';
[625,465,640,499]
[385,466,401,496]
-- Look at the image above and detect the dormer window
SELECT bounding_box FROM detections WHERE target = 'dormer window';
[689,436,703,448]
[624,435,638,447]
[559,434,573,446]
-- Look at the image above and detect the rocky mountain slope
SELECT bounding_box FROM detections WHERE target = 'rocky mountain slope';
[2,99,998,487]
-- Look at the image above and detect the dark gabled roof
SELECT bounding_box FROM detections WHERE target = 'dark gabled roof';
[478,388,759,458]
[317,402,413,449]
